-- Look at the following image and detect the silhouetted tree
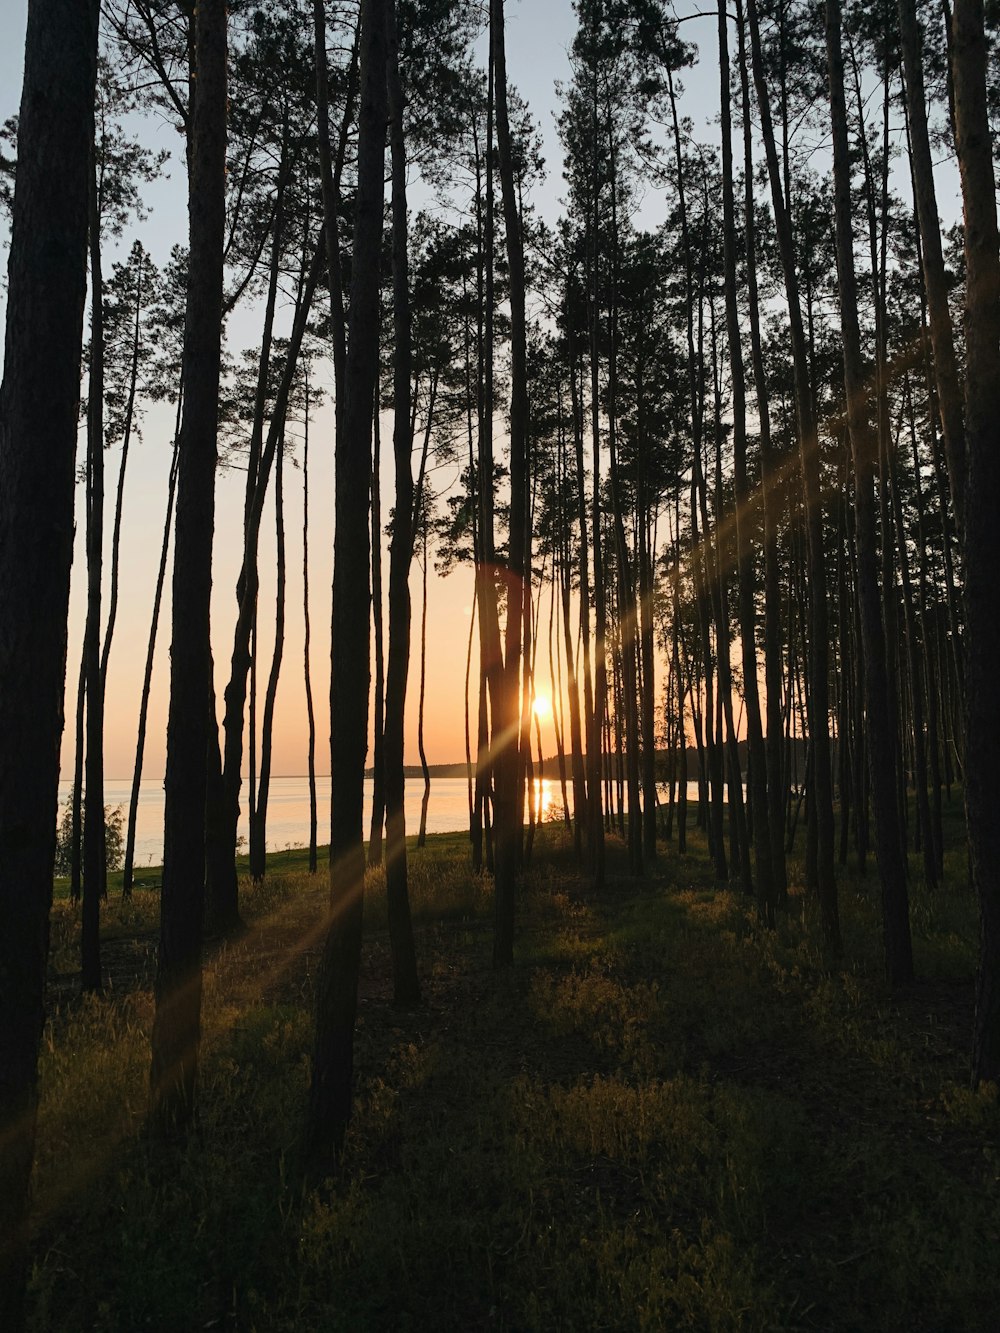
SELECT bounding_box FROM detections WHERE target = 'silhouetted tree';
[149,0,228,1135]
[307,0,386,1170]
[0,1,99,1320]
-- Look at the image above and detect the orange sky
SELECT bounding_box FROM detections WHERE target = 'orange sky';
[62,392,552,781]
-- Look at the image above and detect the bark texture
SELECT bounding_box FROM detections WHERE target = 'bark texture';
[491,0,529,964]
[0,1,98,1320]
[307,0,385,1170]
[382,0,421,1004]
[826,0,913,985]
[951,0,1000,1082]
[149,0,227,1134]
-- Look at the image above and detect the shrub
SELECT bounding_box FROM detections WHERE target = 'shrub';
[54,785,125,874]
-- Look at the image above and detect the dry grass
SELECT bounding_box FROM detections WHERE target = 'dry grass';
[26,808,1000,1330]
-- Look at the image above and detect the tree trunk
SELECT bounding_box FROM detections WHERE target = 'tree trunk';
[82,161,106,993]
[721,0,774,918]
[825,0,913,984]
[671,510,688,854]
[737,0,787,904]
[668,68,723,881]
[465,580,477,837]
[492,0,528,963]
[906,380,945,877]
[314,1,358,427]
[0,2,98,1318]
[950,0,1000,1083]
[749,0,840,953]
[417,519,431,847]
[249,432,286,883]
[550,564,573,833]
[569,347,595,864]
[303,370,318,875]
[70,641,85,900]
[890,388,937,889]
[307,0,385,1170]
[100,250,146,696]
[381,0,420,1003]
[898,0,966,536]
[605,127,642,877]
[123,436,179,896]
[638,487,657,864]
[149,0,227,1135]
[208,244,322,931]
[368,408,386,865]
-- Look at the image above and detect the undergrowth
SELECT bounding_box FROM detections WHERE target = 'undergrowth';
[27,807,1000,1331]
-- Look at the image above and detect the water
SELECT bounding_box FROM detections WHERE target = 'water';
[57,774,716,869]
[58,775,543,869]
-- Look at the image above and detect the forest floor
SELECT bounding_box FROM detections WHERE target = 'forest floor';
[30,806,1000,1331]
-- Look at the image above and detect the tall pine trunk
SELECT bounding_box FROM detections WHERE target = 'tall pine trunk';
[100,251,146,696]
[209,246,321,932]
[381,0,420,1003]
[0,2,98,1317]
[307,0,385,1169]
[749,0,840,953]
[302,372,318,874]
[825,0,913,984]
[82,161,107,993]
[149,0,227,1134]
[951,0,1000,1083]
[898,0,966,535]
[249,433,286,883]
[737,0,787,902]
[417,517,431,847]
[368,409,386,865]
[492,0,529,962]
[720,0,774,917]
[123,435,179,895]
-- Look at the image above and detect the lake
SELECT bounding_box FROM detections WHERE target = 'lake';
[59,775,549,868]
[57,774,714,868]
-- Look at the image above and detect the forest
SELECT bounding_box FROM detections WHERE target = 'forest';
[1,0,999,1327]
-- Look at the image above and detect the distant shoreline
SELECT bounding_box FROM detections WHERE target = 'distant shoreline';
[96,744,809,784]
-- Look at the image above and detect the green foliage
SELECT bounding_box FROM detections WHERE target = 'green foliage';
[53,787,124,876]
[0,113,15,218]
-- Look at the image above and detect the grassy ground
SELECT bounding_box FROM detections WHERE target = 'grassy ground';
[29,806,1000,1330]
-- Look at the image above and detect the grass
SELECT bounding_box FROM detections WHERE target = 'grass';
[28,804,1000,1331]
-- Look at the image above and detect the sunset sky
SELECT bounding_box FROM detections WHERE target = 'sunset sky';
[1,3,733,780]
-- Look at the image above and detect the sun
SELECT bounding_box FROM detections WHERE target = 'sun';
[531,693,553,722]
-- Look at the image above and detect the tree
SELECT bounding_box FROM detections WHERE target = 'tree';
[210,5,336,932]
[149,0,228,1135]
[307,0,386,1170]
[55,789,124,876]
[735,0,788,903]
[719,0,774,918]
[302,363,319,874]
[0,1,99,1320]
[80,59,167,990]
[490,0,530,965]
[122,245,186,898]
[747,0,840,954]
[951,0,1000,1084]
[825,0,912,985]
[380,0,422,1005]
[898,0,966,536]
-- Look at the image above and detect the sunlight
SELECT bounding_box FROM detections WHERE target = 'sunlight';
[532,693,553,723]
[532,777,553,822]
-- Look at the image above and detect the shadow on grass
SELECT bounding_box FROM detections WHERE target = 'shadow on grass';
[29,816,1000,1331]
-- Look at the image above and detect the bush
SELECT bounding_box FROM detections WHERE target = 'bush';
[54,785,125,874]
